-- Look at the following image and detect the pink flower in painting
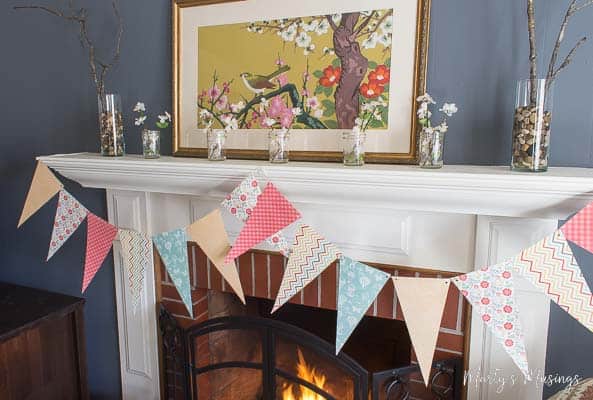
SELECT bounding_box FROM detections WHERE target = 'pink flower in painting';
[215,95,228,111]
[268,96,286,118]
[207,85,221,101]
[276,73,289,87]
[280,110,294,129]
[276,58,285,67]
[306,96,320,109]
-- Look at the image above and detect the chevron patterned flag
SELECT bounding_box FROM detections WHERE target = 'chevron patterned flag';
[561,202,593,254]
[47,189,88,261]
[225,182,300,264]
[513,229,593,332]
[119,229,153,314]
[153,229,193,318]
[82,213,118,293]
[453,261,530,378]
[336,256,390,354]
[272,224,340,313]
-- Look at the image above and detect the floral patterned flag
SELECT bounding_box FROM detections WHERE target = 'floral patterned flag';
[153,229,193,318]
[513,229,593,332]
[225,182,300,263]
[336,256,390,354]
[221,171,292,256]
[47,189,88,261]
[392,277,451,386]
[18,161,63,228]
[453,261,530,378]
[272,224,340,313]
[82,213,118,293]
[119,229,153,314]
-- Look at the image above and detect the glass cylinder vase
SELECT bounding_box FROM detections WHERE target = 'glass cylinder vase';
[269,129,290,163]
[342,131,366,166]
[142,129,160,159]
[418,128,444,169]
[511,79,554,172]
[98,93,125,156]
[207,129,226,161]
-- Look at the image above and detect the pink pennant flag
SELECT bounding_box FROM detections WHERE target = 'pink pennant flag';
[47,189,88,260]
[225,182,300,263]
[561,202,593,254]
[82,213,118,293]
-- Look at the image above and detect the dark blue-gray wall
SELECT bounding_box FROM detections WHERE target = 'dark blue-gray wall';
[0,1,591,398]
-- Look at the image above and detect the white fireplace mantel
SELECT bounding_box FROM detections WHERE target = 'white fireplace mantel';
[38,153,593,400]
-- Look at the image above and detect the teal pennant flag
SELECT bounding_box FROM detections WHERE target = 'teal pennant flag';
[153,228,193,318]
[336,256,390,354]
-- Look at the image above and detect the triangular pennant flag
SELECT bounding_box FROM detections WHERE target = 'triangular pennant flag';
[453,261,530,378]
[561,202,593,254]
[336,256,389,354]
[513,229,593,332]
[119,229,153,314]
[221,171,263,222]
[187,209,245,304]
[153,229,193,318]
[82,213,118,293]
[393,277,450,386]
[18,161,63,227]
[225,182,300,263]
[272,224,340,313]
[47,189,88,260]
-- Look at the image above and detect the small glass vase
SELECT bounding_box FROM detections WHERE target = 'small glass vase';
[511,79,554,172]
[269,129,289,163]
[343,131,366,166]
[98,93,125,156]
[418,128,444,169]
[207,129,226,161]
[142,129,160,159]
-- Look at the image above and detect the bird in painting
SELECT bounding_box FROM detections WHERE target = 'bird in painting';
[240,65,290,95]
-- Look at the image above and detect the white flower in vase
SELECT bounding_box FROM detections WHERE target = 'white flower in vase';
[439,103,458,117]
[133,102,146,112]
[416,93,436,104]
[263,117,277,128]
[134,115,147,126]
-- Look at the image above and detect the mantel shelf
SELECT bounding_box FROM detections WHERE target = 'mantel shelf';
[39,152,593,219]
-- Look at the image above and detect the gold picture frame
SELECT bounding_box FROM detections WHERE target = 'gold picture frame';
[173,0,431,163]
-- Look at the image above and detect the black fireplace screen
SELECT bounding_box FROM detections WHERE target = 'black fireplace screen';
[159,306,462,400]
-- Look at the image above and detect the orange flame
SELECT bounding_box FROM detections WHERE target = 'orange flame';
[282,348,327,400]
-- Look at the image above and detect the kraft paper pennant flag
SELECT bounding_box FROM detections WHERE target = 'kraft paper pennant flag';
[153,229,193,318]
[222,172,292,256]
[47,189,88,261]
[272,224,340,313]
[513,229,593,332]
[119,229,153,314]
[561,202,593,254]
[393,277,451,386]
[453,261,530,378]
[82,213,118,293]
[225,182,300,263]
[18,161,63,227]
[336,256,390,354]
[187,209,245,304]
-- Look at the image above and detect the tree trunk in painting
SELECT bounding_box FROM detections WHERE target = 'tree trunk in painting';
[333,13,368,129]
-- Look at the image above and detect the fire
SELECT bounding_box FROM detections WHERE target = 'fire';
[282,348,327,400]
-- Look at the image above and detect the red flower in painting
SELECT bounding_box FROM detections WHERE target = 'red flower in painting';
[360,81,384,98]
[369,65,391,86]
[319,66,341,87]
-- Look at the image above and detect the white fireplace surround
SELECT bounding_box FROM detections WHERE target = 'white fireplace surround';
[40,153,593,400]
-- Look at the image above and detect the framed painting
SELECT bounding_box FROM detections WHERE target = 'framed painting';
[173,0,430,163]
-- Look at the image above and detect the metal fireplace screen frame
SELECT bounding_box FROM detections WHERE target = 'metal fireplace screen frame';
[159,306,462,400]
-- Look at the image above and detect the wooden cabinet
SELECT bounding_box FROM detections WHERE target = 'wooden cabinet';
[0,282,88,400]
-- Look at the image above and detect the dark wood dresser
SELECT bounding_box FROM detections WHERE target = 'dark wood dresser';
[0,282,89,400]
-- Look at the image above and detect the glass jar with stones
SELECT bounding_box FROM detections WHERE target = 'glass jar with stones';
[98,93,125,156]
[512,79,554,172]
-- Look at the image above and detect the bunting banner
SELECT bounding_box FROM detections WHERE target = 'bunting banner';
[47,189,88,261]
[336,256,390,354]
[119,229,153,314]
[392,277,451,386]
[453,261,530,378]
[561,202,593,254]
[82,213,118,293]
[222,172,292,256]
[225,182,301,263]
[18,161,63,228]
[153,229,193,318]
[272,224,340,313]
[512,229,593,332]
[187,209,245,304]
